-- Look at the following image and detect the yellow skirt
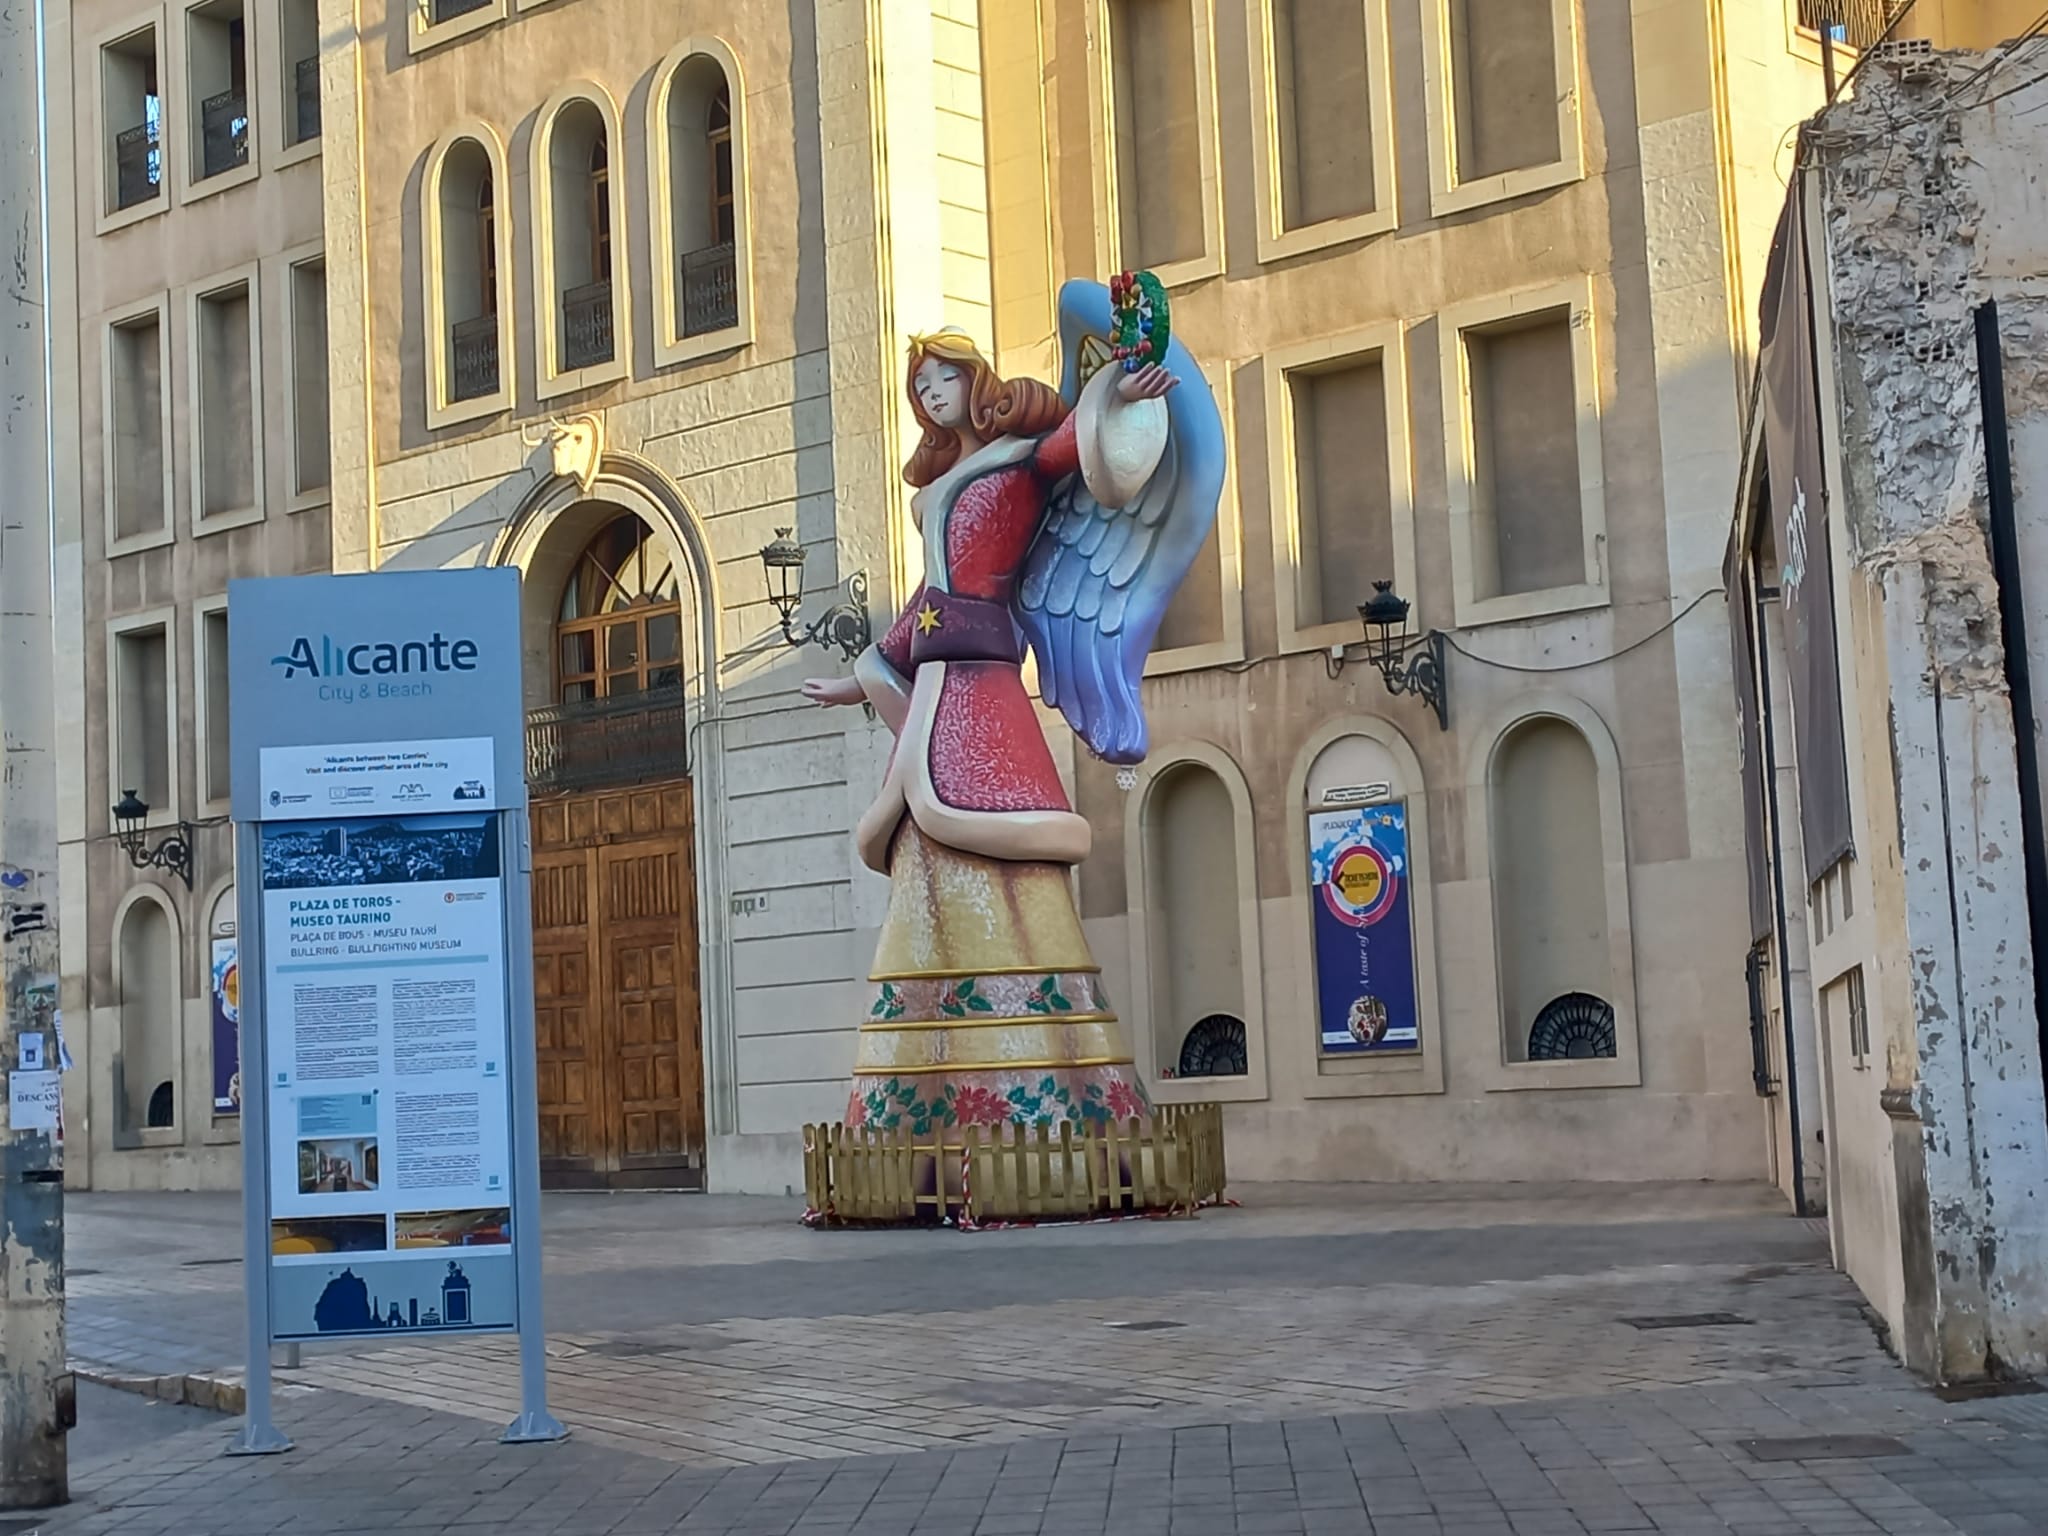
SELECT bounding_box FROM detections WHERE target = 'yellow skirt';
[847,820,1152,1136]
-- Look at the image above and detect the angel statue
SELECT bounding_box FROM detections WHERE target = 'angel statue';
[802,277,1226,1153]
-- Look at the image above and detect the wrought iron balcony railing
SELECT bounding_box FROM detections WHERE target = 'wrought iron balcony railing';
[294,56,320,143]
[562,280,615,371]
[527,688,690,797]
[450,315,499,403]
[114,123,161,209]
[680,242,738,338]
[200,88,248,179]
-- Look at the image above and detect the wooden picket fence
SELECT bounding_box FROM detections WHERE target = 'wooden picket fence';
[802,1104,1226,1226]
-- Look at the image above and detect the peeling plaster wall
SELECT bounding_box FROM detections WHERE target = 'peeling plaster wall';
[1813,55,2048,1378]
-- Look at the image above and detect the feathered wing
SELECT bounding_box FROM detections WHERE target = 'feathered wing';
[1015,280,1227,765]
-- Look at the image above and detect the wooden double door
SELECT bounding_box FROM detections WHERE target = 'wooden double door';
[529,782,706,1188]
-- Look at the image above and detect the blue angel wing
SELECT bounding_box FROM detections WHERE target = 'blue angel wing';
[1015,280,1226,765]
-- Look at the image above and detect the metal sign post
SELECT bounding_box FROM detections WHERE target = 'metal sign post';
[225,570,563,1454]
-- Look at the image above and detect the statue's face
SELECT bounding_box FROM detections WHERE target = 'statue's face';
[913,357,970,430]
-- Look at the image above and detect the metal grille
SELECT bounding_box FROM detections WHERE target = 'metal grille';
[562,279,615,370]
[526,688,690,797]
[1527,992,1617,1060]
[114,123,161,209]
[1797,0,1914,49]
[201,88,248,179]
[680,242,739,338]
[294,56,320,143]
[450,315,499,402]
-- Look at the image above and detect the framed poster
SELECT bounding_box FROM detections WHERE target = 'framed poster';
[1308,802,1421,1054]
[211,934,241,1114]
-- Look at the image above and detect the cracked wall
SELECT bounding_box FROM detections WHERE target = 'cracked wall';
[1812,53,2048,1379]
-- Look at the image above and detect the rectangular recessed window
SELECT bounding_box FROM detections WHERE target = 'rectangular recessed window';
[114,625,172,812]
[187,0,250,183]
[1466,310,1582,599]
[201,607,230,805]
[101,28,162,213]
[1156,522,1225,652]
[1271,0,1376,228]
[1447,0,1560,182]
[1108,0,1205,270]
[280,0,320,145]
[1291,356,1394,630]
[196,280,256,520]
[291,259,330,497]
[108,311,167,542]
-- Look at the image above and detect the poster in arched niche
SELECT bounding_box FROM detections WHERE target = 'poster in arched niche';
[208,882,240,1115]
[1285,720,1445,1098]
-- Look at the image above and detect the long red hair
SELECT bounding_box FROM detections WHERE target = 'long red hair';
[903,333,1069,488]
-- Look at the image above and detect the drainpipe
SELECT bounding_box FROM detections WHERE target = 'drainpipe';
[1754,570,1812,1218]
[1973,301,2048,1097]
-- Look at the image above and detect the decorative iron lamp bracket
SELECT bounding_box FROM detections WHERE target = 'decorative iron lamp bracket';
[1326,580,1450,731]
[112,790,195,889]
[758,528,873,663]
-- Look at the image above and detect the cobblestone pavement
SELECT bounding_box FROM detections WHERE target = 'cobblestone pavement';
[43,1181,2048,1532]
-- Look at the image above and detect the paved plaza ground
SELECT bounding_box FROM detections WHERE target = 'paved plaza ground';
[23,1182,2048,1534]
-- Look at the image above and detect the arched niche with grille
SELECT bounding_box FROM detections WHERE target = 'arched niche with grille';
[649,39,752,366]
[116,889,182,1136]
[1526,992,1616,1060]
[422,127,512,427]
[1177,1013,1248,1078]
[533,85,628,393]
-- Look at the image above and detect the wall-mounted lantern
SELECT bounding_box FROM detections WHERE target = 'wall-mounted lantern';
[112,790,194,889]
[757,529,872,662]
[1327,580,1448,730]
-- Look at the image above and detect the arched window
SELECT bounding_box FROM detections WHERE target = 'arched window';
[1143,763,1246,1078]
[431,135,502,406]
[118,895,180,1132]
[654,47,747,353]
[1490,717,1614,1061]
[555,515,683,703]
[544,96,617,374]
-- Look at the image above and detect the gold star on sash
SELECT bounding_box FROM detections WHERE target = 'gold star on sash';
[915,602,943,635]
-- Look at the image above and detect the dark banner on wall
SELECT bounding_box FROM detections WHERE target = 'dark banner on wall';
[1309,803,1420,1054]
[1724,554,1775,945]
[211,934,240,1114]
[1758,183,1855,879]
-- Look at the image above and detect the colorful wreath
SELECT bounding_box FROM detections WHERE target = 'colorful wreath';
[1108,270,1170,374]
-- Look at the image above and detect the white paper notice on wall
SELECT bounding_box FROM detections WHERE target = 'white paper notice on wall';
[17,1032,43,1071]
[8,1069,61,1131]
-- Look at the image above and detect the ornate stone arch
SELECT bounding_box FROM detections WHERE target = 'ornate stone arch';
[484,451,737,1137]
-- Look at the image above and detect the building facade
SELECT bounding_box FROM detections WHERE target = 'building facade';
[49,0,2039,1199]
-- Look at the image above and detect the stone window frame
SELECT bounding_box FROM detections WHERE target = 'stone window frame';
[191,594,231,817]
[270,238,330,511]
[1437,276,1608,630]
[1462,692,1641,1093]
[647,37,756,369]
[406,0,507,58]
[105,605,183,836]
[1147,358,1246,676]
[101,291,178,558]
[1262,321,1418,658]
[1281,717,1448,1100]
[1245,0,1399,263]
[93,8,171,236]
[109,882,187,1151]
[1086,0,1227,291]
[420,123,515,432]
[529,81,632,401]
[175,0,262,206]
[183,261,267,536]
[1418,0,1585,219]
[1121,741,1271,1106]
[273,0,321,171]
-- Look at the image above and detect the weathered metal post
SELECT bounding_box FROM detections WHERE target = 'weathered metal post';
[0,0,72,1508]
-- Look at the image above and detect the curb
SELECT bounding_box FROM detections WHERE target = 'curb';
[74,1364,245,1416]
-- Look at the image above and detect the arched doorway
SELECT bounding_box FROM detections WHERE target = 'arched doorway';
[522,504,705,1188]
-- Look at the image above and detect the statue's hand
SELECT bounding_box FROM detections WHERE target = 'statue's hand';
[802,676,865,708]
[1116,363,1178,403]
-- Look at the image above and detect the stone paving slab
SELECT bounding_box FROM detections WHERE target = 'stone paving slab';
[24,1375,2048,1535]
